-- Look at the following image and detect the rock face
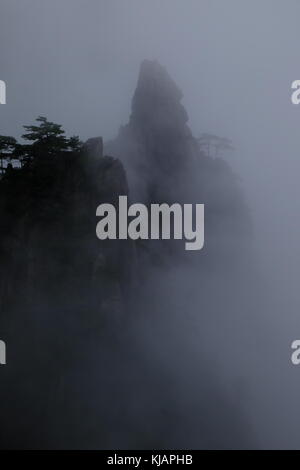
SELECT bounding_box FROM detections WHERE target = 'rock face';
[106,60,251,266]
[0,61,256,450]
[129,60,193,173]
[0,137,133,322]
[83,136,103,159]
[106,60,198,205]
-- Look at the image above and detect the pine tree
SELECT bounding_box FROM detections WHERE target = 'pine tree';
[22,116,68,159]
[68,136,83,153]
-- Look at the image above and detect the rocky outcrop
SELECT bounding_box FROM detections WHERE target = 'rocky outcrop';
[0,61,255,450]
[106,60,251,267]
[0,138,133,324]
[106,60,199,204]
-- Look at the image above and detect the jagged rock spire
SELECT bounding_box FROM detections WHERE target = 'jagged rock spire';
[106,60,198,203]
[130,60,188,133]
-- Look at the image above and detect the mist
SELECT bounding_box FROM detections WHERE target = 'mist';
[1,0,300,449]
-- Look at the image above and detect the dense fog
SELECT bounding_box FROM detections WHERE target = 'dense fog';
[1,0,300,449]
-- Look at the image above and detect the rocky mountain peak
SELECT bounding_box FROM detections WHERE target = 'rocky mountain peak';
[130,59,188,133]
